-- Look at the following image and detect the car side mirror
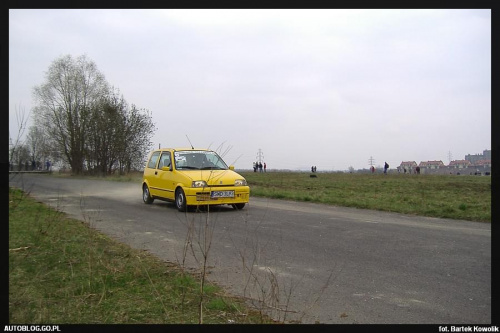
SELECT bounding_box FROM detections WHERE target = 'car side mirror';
[229,165,235,170]
[162,166,172,171]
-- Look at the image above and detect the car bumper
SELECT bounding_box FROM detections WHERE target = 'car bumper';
[184,186,250,206]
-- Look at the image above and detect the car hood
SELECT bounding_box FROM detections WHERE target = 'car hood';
[178,169,245,186]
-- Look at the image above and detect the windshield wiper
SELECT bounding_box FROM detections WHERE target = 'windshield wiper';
[177,166,200,170]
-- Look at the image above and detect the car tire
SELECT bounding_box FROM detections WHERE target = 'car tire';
[143,184,154,204]
[175,188,187,212]
[232,203,246,210]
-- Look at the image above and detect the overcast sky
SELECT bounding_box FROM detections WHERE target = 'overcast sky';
[9,9,491,171]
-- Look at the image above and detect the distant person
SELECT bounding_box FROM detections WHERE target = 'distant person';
[416,166,420,174]
[264,162,267,172]
[384,162,389,174]
[370,166,375,174]
[253,162,257,172]
[258,162,263,172]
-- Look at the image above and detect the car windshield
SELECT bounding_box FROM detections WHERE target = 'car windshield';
[174,150,229,170]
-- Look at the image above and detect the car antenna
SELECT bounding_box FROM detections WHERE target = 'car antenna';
[186,135,194,149]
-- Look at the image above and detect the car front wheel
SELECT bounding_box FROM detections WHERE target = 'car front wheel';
[232,203,246,210]
[143,184,154,204]
[175,188,187,212]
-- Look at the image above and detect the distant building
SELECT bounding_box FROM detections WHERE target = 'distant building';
[399,161,417,173]
[474,159,491,168]
[387,150,491,175]
[419,160,445,170]
[465,149,491,164]
[449,160,471,169]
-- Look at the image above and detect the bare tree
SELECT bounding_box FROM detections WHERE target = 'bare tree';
[9,105,30,170]
[84,90,155,175]
[26,126,46,167]
[85,95,123,175]
[32,54,155,175]
[11,143,31,171]
[32,54,109,175]
[118,104,156,174]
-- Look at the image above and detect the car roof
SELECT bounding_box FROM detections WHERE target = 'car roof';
[154,148,211,152]
[174,148,210,152]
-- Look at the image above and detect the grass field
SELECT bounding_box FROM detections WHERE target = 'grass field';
[240,171,491,222]
[8,188,274,324]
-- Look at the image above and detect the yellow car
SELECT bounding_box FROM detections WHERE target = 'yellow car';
[142,148,250,211]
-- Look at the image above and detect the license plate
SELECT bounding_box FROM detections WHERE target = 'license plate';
[211,191,234,198]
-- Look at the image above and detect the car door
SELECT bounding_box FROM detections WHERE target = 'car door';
[154,151,175,200]
[145,151,161,197]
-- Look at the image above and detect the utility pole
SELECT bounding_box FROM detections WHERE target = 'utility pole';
[368,156,375,167]
[256,149,264,163]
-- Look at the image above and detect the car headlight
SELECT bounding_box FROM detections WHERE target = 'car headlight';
[234,179,247,186]
[192,180,207,188]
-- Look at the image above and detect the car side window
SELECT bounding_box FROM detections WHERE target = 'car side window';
[147,152,160,169]
[158,152,171,169]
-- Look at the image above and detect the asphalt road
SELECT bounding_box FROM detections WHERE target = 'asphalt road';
[9,173,491,324]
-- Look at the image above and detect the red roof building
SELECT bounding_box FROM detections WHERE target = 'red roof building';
[419,160,445,169]
[474,159,491,167]
[398,161,417,173]
[449,160,471,169]
[400,161,417,168]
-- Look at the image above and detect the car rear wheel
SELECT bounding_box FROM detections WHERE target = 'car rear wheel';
[143,184,154,204]
[175,188,187,212]
[232,203,246,210]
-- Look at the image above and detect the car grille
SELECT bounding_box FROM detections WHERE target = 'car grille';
[196,192,211,201]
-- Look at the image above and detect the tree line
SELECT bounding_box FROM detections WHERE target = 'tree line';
[9,54,156,175]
